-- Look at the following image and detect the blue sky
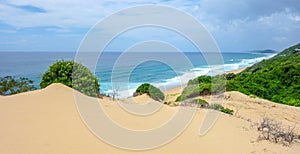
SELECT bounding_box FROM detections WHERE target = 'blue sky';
[0,0,300,52]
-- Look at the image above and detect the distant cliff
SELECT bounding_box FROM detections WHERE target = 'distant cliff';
[251,49,278,53]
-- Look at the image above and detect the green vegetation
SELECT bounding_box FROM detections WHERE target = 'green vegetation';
[134,83,165,101]
[175,95,182,102]
[0,76,36,95]
[197,99,209,107]
[40,60,100,97]
[209,103,234,115]
[177,75,227,101]
[209,103,223,110]
[177,43,300,107]
[227,43,300,106]
[220,107,234,115]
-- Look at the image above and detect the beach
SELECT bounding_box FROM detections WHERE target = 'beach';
[1,1,299,153]
[0,69,300,153]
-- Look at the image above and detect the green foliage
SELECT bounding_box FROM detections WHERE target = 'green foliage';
[209,103,223,110]
[209,103,233,115]
[179,74,226,101]
[175,95,182,102]
[40,60,100,97]
[225,73,237,80]
[134,83,165,101]
[135,83,151,95]
[197,99,209,107]
[188,75,211,85]
[220,108,234,115]
[0,76,36,95]
[227,43,300,106]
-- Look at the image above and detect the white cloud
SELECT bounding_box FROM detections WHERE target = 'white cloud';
[0,0,205,29]
[289,15,300,22]
[0,0,300,52]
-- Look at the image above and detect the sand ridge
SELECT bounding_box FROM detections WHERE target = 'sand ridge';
[0,83,299,153]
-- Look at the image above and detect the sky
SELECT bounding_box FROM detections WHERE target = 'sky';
[0,0,300,52]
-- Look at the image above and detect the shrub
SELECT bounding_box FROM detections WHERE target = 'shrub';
[197,99,209,108]
[254,117,298,145]
[220,107,234,115]
[135,83,151,95]
[188,75,211,85]
[0,76,36,95]
[134,83,164,101]
[179,75,226,101]
[175,95,182,102]
[40,60,100,97]
[179,98,208,108]
[209,103,223,110]
[209,103,234,115]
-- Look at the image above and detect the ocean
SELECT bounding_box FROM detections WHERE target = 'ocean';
[0,52,274,98]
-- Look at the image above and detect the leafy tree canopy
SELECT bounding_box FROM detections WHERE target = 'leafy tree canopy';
[40,60,100,97]
[0,76,36,95]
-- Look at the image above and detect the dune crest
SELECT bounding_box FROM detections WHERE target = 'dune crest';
[0,83,299,153]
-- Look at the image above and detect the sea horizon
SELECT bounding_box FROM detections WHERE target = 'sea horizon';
[0,51,275,98]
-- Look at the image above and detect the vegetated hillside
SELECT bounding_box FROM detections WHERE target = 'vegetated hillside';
[227,43,300,106]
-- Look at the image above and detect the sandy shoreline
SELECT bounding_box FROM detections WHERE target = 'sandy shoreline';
[163,67,247,102]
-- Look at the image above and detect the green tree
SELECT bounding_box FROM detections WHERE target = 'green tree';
[40,60,100,97]
[0,76,36,95]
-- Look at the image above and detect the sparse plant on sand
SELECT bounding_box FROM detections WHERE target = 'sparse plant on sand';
[209,104,234,115]
[253,117,298,145]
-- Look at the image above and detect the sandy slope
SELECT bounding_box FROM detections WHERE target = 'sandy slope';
[0,83,299,153]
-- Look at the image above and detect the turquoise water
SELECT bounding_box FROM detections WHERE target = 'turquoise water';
[0,52,274,97]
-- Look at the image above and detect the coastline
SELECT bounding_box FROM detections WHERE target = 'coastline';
[163,66,248,102]
[226,67,247,74]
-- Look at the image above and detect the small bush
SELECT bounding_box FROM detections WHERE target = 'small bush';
[179,98,209,108]
[134,83,164,101]
[175,95,182,102]
[254,117,298,145]
[209,103,223,110]
[209,103,234,115]
[197,99,209,108]
[220,107,234,115]
[40,60,100,97]
[135,83,151,95]
[0,76,36,95]
[180,75,226,101]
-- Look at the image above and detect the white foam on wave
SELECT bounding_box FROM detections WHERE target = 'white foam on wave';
[103,54,276,98]
[113,68,210,98]
[239,54,275,67]
[153,67,210,91]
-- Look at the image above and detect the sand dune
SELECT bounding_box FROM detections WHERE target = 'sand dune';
[0,83,299,153]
